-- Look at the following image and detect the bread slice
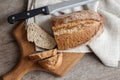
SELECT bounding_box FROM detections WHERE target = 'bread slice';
[38,53,63,71]
[29,49,63,70]
[29,49,57,61]
[52,10,104,50]
[27,23,56,49]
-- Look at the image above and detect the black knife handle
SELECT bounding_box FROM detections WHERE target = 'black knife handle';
[8,6,50,24]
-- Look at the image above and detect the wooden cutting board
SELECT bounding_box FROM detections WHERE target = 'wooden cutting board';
[1,21,85,80]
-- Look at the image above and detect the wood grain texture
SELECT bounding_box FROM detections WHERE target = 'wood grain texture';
[1,21,84,80]
[0,0,27,76]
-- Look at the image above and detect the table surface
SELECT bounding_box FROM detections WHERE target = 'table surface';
[0,0,120,80]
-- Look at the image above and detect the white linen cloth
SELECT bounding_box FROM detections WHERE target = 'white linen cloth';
[87,0,120,67]
[27,0,120,67]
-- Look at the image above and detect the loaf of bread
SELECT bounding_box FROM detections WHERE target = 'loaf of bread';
[27,23,56,49]
[52,10,104,50]
[29,49,57,61]
[38,53,63,71]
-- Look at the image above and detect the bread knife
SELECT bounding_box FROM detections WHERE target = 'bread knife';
[8,0,98,24]
[36,46,91,53]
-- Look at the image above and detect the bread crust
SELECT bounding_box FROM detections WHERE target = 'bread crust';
[52,10,102,26]
[52,10,104,50]
[29,49,63,70]
[29,49,57,61]
[38,53,63,71]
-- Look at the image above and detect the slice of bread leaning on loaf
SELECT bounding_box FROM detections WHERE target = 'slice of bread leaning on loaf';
[52,10,104,50]
[27,23,56,49]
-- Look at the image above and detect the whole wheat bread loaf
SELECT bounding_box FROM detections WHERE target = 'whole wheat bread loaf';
[27,23,56,49]
[52,10,104,50]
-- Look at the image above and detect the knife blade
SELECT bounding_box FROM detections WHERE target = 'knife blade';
[8,0,98,24]
[36,45,91,53]
[49,0,97,14]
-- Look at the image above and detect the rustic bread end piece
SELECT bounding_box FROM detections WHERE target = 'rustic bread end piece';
[52,10,104,50]
[27,23,56,49]
[38,53,63,71]
[29,49,57,61]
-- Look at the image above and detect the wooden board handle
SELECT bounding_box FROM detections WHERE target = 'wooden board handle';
[2,21,36,80]
[2,60,32,80]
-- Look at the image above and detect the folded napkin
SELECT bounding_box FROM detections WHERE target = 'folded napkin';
[27,0,120,67]
[87,0,120,67]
